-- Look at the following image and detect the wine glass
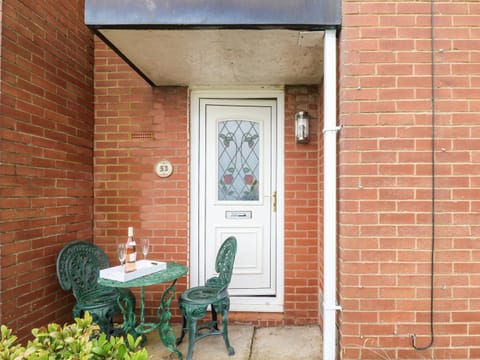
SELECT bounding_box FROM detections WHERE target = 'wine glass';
[141,238,149,260]
[117,244,126,272]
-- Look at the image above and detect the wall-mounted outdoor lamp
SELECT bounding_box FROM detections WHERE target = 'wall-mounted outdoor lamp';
[295,111,310,144]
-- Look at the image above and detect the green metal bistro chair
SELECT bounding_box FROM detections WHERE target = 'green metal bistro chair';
[56,241,136,335]
[176,236,237,360]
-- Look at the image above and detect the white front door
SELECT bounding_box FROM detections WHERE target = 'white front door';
[190,89,284,311]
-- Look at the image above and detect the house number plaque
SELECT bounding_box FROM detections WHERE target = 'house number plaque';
[154,160,173,178]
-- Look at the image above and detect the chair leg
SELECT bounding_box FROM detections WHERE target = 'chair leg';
[95,307,116,336]
[211,306,219,330]
[219,303,234,356]
[186,317,198,360]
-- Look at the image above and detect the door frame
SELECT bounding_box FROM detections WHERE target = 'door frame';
[189,87,285,312]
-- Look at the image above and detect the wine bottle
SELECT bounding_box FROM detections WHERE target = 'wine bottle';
[125,226,137,272]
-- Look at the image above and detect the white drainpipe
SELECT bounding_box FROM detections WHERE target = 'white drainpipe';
[323,29,341,360]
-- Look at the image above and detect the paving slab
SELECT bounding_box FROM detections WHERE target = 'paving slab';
[250,326,322,360]
[145,324,254,360]
[144,324,322,360]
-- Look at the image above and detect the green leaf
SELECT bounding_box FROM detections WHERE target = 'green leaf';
[92,345,107,356]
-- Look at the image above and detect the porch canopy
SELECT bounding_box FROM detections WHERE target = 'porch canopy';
[85,0,341,86]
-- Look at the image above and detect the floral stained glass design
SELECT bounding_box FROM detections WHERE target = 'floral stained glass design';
[218,120,260,201]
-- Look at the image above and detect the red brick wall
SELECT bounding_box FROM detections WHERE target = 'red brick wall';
[93,39,189,320]
[284,86,322,325]
[93,39,323,325]
[339,1,480,358]
[0,0,93,340]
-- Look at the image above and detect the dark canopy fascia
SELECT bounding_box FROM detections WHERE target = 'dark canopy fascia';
[85,0,341,30]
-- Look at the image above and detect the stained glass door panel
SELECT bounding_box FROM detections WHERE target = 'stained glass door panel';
[218,120,260,201]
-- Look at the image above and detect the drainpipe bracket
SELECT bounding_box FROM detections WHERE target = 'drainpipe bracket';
[322,124,343,134]
[323,303,342,312]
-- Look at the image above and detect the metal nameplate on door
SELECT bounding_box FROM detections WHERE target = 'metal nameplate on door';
[226,211,252,219]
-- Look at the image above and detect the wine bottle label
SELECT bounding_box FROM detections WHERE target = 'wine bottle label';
[125,261,136,273]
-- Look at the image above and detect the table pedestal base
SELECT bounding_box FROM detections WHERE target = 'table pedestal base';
[118,280,182,359]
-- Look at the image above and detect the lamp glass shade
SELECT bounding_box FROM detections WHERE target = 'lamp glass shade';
[295,111,309,143]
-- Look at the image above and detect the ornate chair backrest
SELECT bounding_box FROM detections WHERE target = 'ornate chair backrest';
[205,236,237,291]
[56,241,110,301]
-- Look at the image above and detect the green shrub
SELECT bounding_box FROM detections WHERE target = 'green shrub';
[0,312,148,360]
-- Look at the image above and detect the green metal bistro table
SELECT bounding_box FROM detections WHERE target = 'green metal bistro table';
[98,262,188,359]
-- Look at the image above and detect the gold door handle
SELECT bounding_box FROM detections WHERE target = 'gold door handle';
[273,191,277,213]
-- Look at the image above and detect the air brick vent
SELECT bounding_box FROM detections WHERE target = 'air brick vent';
[131,131,153,140]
